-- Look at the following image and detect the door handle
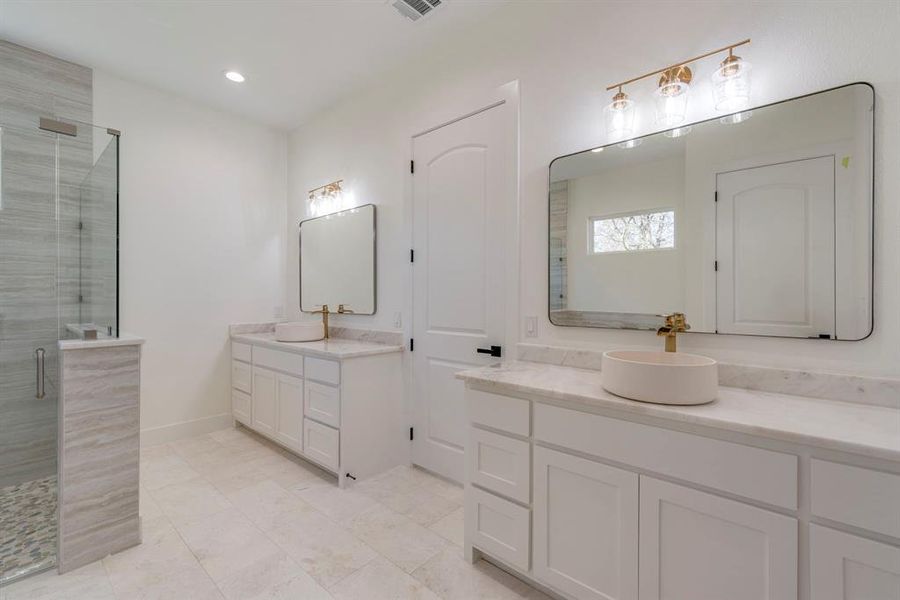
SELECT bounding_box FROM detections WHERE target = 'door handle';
[35,348,45,400]
[476,345,502,358]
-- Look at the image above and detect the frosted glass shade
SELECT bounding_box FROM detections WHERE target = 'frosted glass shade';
[655,80,690,128]
[605,94,635,141]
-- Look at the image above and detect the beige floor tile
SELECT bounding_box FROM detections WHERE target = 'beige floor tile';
[140,442,176,461]
[175,507,283,583]
[103,517,223,600]
[387,484,461,526]
[347,505,447,573]
[224,479,319,531]
[0,562,115,600]
[169,434,227,461]
[293,481,379,524]
[329,557,440,600]
[412,547,551,600]
[422,474,465,506]
[139,485,164,520]
[148,477,233,527]
[428,506,464,546]
[216,553,334,600]
[264,508,377,588]
[140,452,201,491]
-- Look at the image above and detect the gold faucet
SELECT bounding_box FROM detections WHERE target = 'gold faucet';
[311,304,330,339]
[337,304,354,315]
[657,312,690,352]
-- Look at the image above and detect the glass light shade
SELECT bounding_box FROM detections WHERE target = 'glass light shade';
[712,57,752,113]
[654,80,690,128]
[664,125,692,138]
[604,92,635,141]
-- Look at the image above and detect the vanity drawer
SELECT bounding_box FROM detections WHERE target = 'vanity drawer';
[232,360,252,393]
[534,403,798,509]
[467,389,530,437]
[305,357,340,385]
[303,418,339,472]
[811,459,900,537]
[468,427,530,504]
[305,380,340,428]
[254,347,303,377]
[232,389,251,425]
[466,486,530,572]
[232,341,252,363]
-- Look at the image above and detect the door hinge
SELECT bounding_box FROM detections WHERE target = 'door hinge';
[409,338,414,352]
[410,160,415,174]
[78,221,83,230]
[409,427,414,441]
[714,191,718,202]
[714,260,718,271]
[410,249,415,263]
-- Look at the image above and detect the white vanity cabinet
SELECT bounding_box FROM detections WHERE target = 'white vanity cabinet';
[463,385,900,600]
[230,336,404,486]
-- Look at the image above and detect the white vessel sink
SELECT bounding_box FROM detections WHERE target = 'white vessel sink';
[275,321,324,342]
[601,350,718,405]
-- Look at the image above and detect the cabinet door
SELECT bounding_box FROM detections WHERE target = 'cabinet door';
[810,524,900,600]
[533,446,638,600]
[639,477,797,600]
[232,389,251,425]
[251,367,277,437]
[275,373,303,453]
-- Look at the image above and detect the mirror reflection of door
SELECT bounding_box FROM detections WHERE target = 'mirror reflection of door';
[716,157,835,338]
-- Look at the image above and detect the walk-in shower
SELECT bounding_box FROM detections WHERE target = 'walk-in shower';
[0,115,119,584]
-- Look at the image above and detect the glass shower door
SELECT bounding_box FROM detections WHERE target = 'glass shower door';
[0,117,118,584]
[0,122,61,584]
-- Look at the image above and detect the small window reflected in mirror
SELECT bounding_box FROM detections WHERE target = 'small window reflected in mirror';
[589,209,675,254]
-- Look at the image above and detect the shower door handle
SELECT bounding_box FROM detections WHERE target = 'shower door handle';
[35,348,45,400]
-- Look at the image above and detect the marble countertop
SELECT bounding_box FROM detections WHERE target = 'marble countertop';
[59,332,145,350]
[457,361,900,462]
[232,332,403,359]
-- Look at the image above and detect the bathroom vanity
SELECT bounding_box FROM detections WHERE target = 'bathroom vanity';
[230,326,404,487]
[459,361,900,600]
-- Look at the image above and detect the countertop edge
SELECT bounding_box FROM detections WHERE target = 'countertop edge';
[59,333,146,350]
[458,364,900,463]
[231,333,403,359]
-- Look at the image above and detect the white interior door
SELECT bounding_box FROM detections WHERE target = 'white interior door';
[412,103,511,482]
[716,156,835,338]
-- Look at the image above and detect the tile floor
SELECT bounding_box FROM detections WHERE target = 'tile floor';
[0,476,57,585]
[0,425,551,600]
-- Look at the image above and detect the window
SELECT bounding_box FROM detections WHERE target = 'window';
[589,209,675,254]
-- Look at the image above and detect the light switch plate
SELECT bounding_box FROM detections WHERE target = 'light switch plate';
[525,316,538,338]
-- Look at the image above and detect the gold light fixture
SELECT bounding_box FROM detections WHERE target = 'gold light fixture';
[604,39,751,140]
[308,180,344,217]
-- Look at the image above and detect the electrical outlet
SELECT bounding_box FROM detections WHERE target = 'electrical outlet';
[393,312,402,329]
[525,316,538,338]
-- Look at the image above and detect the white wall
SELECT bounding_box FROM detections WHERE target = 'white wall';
[286,1,900,378]
[93,71,288,442]
[566,156,685,314]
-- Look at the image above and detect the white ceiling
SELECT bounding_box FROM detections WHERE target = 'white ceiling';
[0,0,507,130]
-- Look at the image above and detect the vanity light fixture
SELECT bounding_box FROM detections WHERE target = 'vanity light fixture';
[654,65,692,129]
[224,70,245,83]
[604,87,636,141]
[712,47,752,123]
[308,180,344,217]
[604,39,751,139]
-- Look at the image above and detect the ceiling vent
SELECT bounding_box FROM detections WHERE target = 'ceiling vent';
[391,0,443,21]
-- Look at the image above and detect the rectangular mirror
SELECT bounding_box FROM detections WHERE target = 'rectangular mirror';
[549,83,874,340]
[300,204,376,315]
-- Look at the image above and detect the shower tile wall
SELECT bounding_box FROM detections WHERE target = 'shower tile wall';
[549,180,568,311]
[0,40,93,488]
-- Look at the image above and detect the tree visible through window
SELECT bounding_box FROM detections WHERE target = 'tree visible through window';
[590,209,675,253]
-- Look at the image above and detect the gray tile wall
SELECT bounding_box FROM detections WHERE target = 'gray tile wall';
[549,180,568,311]
[58,343,141,573]
[0,39,93,488]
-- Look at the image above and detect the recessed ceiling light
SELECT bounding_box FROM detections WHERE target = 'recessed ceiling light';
[224,71,245,83]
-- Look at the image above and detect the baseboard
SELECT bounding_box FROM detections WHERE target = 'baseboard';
[140,413,233,447]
